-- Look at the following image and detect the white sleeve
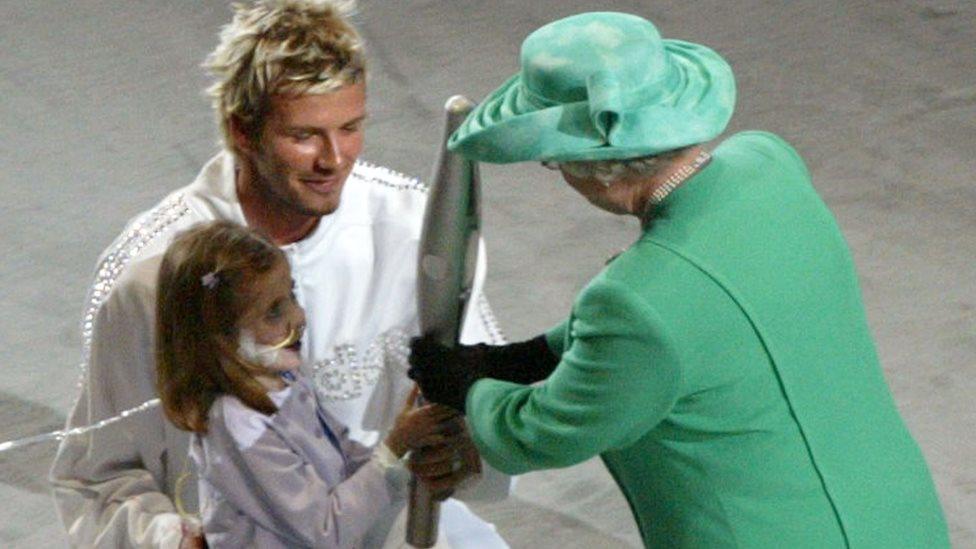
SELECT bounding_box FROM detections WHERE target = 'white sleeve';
[455,237,515,503]
[49,259,186,548]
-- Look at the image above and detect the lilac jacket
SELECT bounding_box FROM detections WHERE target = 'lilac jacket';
[192,376,409,548]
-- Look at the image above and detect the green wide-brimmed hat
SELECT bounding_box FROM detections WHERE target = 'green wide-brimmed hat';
[448,12,736,163]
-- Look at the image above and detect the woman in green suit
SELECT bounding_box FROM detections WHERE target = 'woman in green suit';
[408,12,948,548]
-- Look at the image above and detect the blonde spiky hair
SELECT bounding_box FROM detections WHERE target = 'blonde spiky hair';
[204,0,365,149]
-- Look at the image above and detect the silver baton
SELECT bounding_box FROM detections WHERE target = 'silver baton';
[407,95,481,548]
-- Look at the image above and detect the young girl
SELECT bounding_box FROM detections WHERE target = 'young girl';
[155,221,464,548]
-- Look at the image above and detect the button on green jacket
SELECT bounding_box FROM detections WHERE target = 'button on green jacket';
[466,132,949,547]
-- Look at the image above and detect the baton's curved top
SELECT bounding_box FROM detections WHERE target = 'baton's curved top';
[445,95,475,114]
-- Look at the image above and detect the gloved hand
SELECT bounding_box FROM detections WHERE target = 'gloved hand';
[407,336,484,413]
[407,334,560,413]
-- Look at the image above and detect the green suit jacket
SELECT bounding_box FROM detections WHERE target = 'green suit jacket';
[466,132,948,547]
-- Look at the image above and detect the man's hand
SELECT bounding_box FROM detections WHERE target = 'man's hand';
[407,336,484,413]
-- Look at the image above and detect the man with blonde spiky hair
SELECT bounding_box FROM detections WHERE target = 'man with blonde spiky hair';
[49,1,510,547]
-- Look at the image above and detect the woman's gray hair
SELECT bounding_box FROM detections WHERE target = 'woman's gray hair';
[545,147,693,186]
[204,0,365,149]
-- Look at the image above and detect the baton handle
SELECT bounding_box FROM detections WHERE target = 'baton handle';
[406,473,441,547]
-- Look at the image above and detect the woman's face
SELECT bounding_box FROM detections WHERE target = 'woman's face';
[237,258,306,372]
[559,169,635,215]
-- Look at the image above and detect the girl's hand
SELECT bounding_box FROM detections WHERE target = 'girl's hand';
[385,386,482,500]
[384,386,459,458]
[407,420,481,501]
[179,533,207,549]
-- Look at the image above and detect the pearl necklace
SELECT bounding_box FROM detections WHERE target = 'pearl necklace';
[648,149,712,205]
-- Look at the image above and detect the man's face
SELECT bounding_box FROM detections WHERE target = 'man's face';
[242,82,367,217]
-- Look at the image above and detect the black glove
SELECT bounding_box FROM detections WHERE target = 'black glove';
[407,336,483,413]
[479,335,560,384]
[407,335,560,414]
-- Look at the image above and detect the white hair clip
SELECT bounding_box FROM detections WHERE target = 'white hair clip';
[201,271,220,289]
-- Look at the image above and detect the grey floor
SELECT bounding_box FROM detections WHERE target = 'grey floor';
[1,0,974,547]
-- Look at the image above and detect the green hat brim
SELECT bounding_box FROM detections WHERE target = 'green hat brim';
[448,40,736,164]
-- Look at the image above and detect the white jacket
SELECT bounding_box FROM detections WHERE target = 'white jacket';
[50,151,509,548]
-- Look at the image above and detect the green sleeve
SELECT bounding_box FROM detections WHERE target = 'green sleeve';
[544,319,569,356]
[465,278,683,474]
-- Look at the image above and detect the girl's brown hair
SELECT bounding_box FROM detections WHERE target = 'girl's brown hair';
[156,220,285,433]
